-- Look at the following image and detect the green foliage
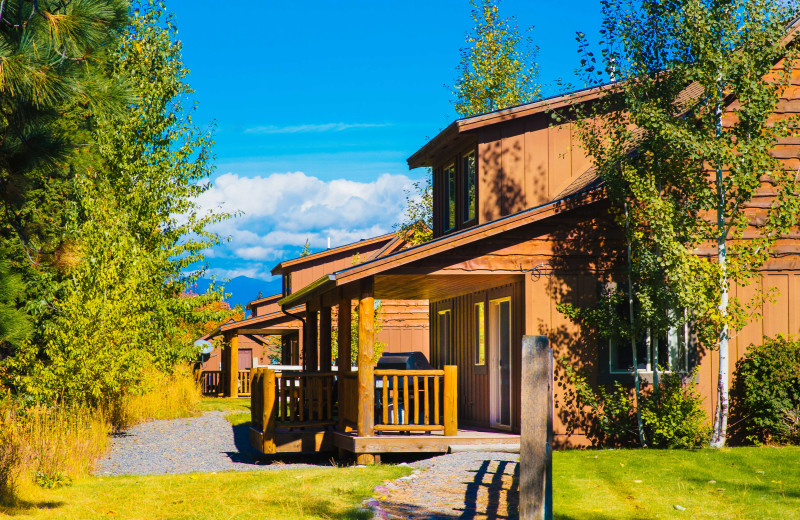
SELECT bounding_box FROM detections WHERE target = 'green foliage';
[395,174,433,246]
[571,0,800,447]
[730,335,800,444]
[300,238,311,257]
[3,3,231,407]
[453,0,540,117]
[0,1,128,362]
[640,371,711,449]
[558,357,709,448]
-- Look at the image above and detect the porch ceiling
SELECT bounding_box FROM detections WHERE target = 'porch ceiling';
[374,273,522,301]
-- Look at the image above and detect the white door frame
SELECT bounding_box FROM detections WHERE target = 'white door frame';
[488,296,513,430]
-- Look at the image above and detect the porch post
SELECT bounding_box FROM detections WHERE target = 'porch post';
[337,297,352,372]
[225,332,239,398]
[319,300,332,373]
[357,278,375,464]
[337,296,352,434]
[304,306,318,372]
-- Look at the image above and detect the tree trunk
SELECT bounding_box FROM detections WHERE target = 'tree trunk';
[711,86,729,449]
[625,202,646,447]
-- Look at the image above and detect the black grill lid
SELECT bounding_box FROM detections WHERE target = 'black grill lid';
[375,351,434,371]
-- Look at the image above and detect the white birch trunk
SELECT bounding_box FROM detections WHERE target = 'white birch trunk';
[711,83,729,448]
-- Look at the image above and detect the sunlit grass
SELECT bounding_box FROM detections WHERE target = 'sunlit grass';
[4,465,410,519]
[554,446,800,520]
[197,397,251,413]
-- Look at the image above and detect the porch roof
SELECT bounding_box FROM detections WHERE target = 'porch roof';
[278,186,604,307]
[204,305,305,339]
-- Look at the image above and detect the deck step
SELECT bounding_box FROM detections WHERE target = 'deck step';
[448,443,520,454]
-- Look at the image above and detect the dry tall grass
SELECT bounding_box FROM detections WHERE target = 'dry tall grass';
[0,364,202,503]
[109,364,201,428]
[0,402,111,501]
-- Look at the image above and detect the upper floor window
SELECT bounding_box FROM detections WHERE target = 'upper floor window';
[282,273,292,296]
[445,163,456,232]
[435,148,478,237]
[463,151,476,224]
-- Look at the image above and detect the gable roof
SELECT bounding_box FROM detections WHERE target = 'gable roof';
[244,293,282,311]
[270,232,401,276]
[278,186,604,307]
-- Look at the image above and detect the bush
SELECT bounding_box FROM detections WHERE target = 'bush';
[730,335,800,445]
[557,356,709,448]
[640,371,710,449]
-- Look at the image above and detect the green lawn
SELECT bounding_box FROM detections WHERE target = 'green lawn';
[4,445,798,519]
[4,465,409,520]
[196,397,251,413]
[554,446,800,520]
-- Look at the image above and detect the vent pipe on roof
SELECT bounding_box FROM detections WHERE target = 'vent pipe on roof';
[327,236,331,249]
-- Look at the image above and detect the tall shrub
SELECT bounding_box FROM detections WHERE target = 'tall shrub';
[730,335,800,444]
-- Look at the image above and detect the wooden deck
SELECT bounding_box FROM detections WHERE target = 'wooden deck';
[250,426,519,455]
[335,428,520,454]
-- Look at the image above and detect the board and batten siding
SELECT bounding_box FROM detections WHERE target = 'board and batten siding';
[429,280,524,432]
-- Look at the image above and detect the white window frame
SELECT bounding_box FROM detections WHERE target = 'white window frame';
[609,320,690,375]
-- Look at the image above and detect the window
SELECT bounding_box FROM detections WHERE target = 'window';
[282,273,292,296]
[444,164,456,232]
[462,151,476,223]
[610,321,689,374]
[474,301,486,365]
[437,309,452,365]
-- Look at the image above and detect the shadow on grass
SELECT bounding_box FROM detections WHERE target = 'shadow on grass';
[0,499,65,516]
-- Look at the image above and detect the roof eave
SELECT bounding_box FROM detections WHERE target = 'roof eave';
[277,274,337,308]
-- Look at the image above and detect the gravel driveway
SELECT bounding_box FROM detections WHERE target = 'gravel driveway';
[95,411,328,476]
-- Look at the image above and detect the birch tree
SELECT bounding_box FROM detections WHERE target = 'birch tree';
[573,0,800,448]
[453,0,540,117]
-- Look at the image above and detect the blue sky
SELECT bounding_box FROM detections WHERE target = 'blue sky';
[175,0,604,282]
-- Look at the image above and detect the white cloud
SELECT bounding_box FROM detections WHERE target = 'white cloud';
[196,171,414,277]
[244,122,391,134]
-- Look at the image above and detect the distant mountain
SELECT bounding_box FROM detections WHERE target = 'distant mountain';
[192,276,282,310]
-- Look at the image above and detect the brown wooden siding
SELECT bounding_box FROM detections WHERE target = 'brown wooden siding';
[288,240,389,291]
[429,280,523,432]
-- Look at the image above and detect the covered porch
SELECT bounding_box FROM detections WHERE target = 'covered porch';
[247,272,525,462]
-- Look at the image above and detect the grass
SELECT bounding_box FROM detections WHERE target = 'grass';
[554,446,800,520]
[3,465,411,519]
[110,365,202,428]
[197,397,251,413]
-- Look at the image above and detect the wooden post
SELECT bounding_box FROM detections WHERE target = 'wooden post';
[356,278,375,465]
[262,368,277,454]
[305,308,319,372]
[520,335,553,520]
[320,303,332,373]
[338,297,352,371]
[337,296,352,432]
[443,365,458,436]
[226,333,239,398]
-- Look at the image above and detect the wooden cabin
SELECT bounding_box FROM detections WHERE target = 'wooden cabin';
[201,232,430,398]
[249,45,800,460]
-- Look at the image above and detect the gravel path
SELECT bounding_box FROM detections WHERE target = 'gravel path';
[377,452,520,520]
[95,411,329,476]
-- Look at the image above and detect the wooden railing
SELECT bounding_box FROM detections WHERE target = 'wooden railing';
[373,365,457,436]
[199,370,224,396]
[251,368,337,453]
[238,370,252,396]
[275,371,336,426]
